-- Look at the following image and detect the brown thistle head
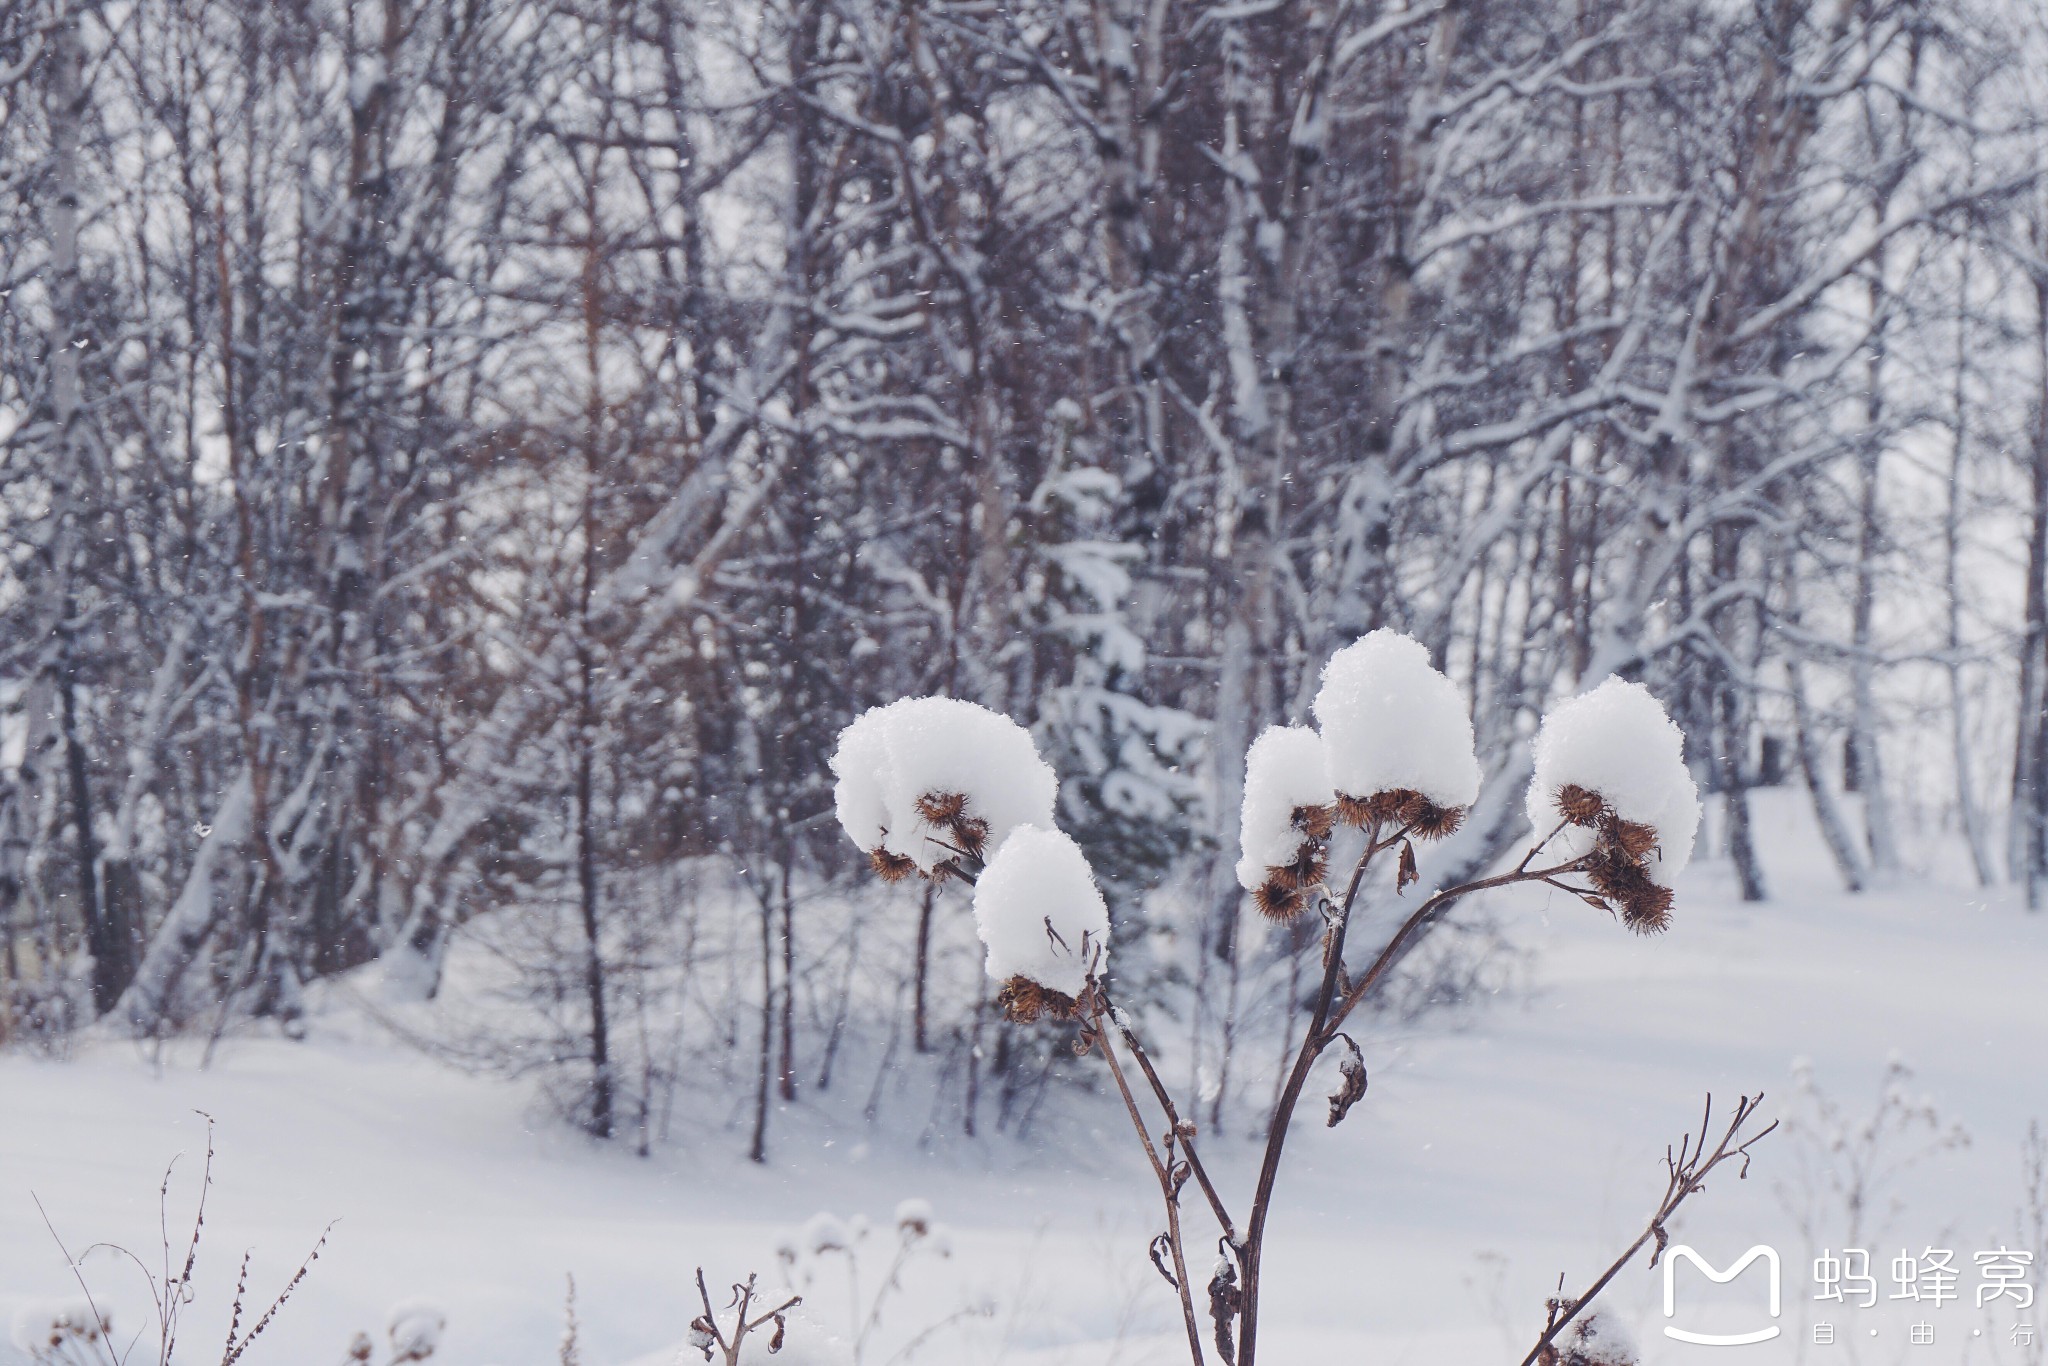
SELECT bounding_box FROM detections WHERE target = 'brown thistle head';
[1604,816,1660,861]
[996,975,1079,1023]
[1336,787,1466,839]
[1559,794,1677,933]
[1582,846,1673,932]
[914,790,968,824]
[1556,783,1606,825]
[1584,844,1647,902]
[1269,843,1328,893]
[1292,802,1337,840]
[1335,793,1379,827]
[1396,792,1466,840]
[1253,879,1309,922]
[949,813,991,859]
[1339,789,1408,826]
[1619,880,1675,935]
[869,847,919,883]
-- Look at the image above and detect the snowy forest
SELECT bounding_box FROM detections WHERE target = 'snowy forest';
[7,0,2048,1132]
[5,0,2048,1359]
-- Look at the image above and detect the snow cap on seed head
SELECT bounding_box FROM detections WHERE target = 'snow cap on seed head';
[800,1211,853,1255]
[1311,630,1480,831]
[830,707,895,850]
[1527,678,1701,933]
[1234,725,1336,921]
[971,825,1109,1018]
[894,1197,934,1238]
[386,1302,445,1363]
[829,697,1058,880]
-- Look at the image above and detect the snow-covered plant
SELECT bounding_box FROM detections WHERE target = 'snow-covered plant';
[1774,1057,1970,1249]
[11,1301,109,1366]
[687,1270,845,1365]
[1537,1310,1637,1366]
[1526,677,1702,933]
[384,1301,445,1362]
[26,1118,332,1366]
[1233,725,1335,922]
[829,697,1057,883]
[971,825,1109,1022]
[768,1200,971,1364]
[834,635,1767,1366]
[1312,628,1482,836]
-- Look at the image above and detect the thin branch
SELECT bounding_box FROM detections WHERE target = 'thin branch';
[1517,1095,1778,1366]
[1088,996,1210,1366]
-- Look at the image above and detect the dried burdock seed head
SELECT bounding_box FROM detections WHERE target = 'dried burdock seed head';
[1335,788,1467,840]
[869,847,919,883]
[1364,789,1418,824]
[914,790,968,824]
[1620,881,1675,935]
[1603,816,1660,861]
[996,975,1078,1023]
[1584,849,1677,939]
[1556,783,1606,825]
[1291,802,1336,840]
[896,1198,933,1238]
[1253,879,1308,922]
[1335,790,1417,823]
[1268,844,1328,893]
[1334,793,1378,827]
[1398,792,1466,840]
[950,813,991,858]
[1583,845,1645,901]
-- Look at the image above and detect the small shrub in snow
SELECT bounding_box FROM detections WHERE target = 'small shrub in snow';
[764,1202,968,1363]
[11,1301,107,1365]
[970,825,1109,1020]
[23,1117,332,1366]
[834,637,1755,1366]
[688,1270,849,1366]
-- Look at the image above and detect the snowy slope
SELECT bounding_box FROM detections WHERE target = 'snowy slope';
[3,790,2044,1366]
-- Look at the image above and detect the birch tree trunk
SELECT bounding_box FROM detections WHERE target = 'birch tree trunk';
[2015,271,2048,908]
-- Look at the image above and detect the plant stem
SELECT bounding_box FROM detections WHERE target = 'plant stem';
[1093,999,1209,1365]
[1234,829,1382,1366]
[1106,1006,1238,1241]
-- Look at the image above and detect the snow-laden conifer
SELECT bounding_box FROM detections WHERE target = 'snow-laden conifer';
[970,825,1108,1019]
[1311,630,1480,834]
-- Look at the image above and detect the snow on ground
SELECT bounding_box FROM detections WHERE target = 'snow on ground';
[4,790,2045,1365]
